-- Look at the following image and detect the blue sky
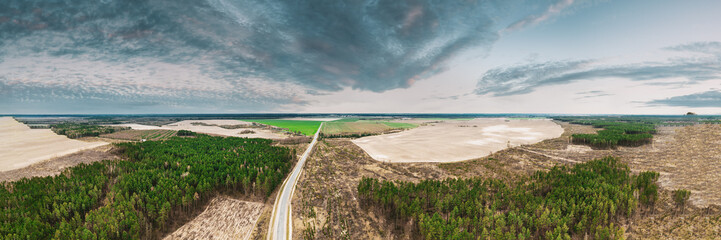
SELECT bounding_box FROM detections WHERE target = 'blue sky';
[1,0,720,114]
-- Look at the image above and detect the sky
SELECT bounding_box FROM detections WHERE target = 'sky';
[1,0,720,114]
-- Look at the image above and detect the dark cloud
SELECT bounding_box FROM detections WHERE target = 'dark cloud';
[0,0,566,94]
[475,42,721,96]
[647,90,721,108]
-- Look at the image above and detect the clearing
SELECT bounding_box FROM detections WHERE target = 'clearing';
[164,196,264,240]
[241,119,323,136]
[352,118,563,163]
[0,117,108,172]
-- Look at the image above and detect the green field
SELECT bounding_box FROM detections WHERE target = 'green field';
[380,121,417,129]
[241,119,323,136]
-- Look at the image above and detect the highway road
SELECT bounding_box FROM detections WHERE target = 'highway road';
[267,123,322,240]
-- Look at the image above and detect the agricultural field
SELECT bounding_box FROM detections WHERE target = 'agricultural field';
[0,117,108,172]
[241,119,323,136]
[164,196,263,240]
[352,118,563,162]
[320,119,418,137]
[100,129,177,141]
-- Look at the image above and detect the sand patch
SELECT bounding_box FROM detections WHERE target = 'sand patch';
[0,117,108,172]
[161,120,288,139]
[164,196,263,240]
[352,118,563,163]
[280,117,340,121]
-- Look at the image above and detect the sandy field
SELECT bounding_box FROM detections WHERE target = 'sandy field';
[110,120,289,139]
[352,118,563,163]
[164,196,264,240]
[0,117,109,172]
[0,144,118,182]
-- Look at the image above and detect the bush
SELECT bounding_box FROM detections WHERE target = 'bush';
[176,130,195,136]
[673,189,691,211]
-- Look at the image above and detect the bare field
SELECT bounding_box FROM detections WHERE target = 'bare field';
[163,120,289,139]
[0,117,109,172]
[101,129,177,141]
[0,144,118,182]
[352,118,563,163]
[164,196,264,240]
[109,120,290,139]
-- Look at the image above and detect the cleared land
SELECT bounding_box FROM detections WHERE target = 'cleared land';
[112,120,289,139]
[241,119,322,136]
[293,121,721,239]
[0,117,108,172]
[352,118,563,162]
[0,144,118,182]
[164,196,264,240]
[101,129,177,141]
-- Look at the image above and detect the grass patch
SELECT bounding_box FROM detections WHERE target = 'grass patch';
[241,119,322,136]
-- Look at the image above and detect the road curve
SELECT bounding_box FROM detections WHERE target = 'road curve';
[267,123,322,240]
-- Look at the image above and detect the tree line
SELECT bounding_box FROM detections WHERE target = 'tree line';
[358,157,659,240]
[560,120,656,148]
[0,135,293,239]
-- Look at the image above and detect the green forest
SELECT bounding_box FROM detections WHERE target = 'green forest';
[358,157,659,240]
[0,135,293,239]
[558,119,656,148]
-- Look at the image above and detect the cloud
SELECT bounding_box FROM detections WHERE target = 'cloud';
[647,90,721,108]
[505,0,575,31]
[575,90,613,100]
[475,42,721,96]
[0,0,571,112]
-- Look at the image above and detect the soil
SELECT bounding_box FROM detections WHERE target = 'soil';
[0,144,118,182]
[164,196,264,240]
[352,118,563,163]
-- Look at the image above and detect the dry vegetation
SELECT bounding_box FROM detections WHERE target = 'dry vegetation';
[164,196,264,240]
[292,120,721,239]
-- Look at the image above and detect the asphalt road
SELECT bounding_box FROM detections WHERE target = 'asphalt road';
[267,123,322,240]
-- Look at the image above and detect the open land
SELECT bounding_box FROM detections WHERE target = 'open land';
[164,196,264,240]
[293,119,721,239]
[241,119,323,136]
[321,120,417,135]
[352,118,563,162]
[0,144,118,182]
[0,117,108,172]
[110,119,290,139]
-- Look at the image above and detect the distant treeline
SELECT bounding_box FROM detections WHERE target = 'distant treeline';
[358,157,659,240]
[51,123,128,138]
[0,135,293,239]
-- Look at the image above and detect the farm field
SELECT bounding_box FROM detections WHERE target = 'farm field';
[0,117,108,172]
[321,120,417,135]
[164,196,263,240]
[241,119,323,136]
[100,129,177,141]
[352,118,563,162]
